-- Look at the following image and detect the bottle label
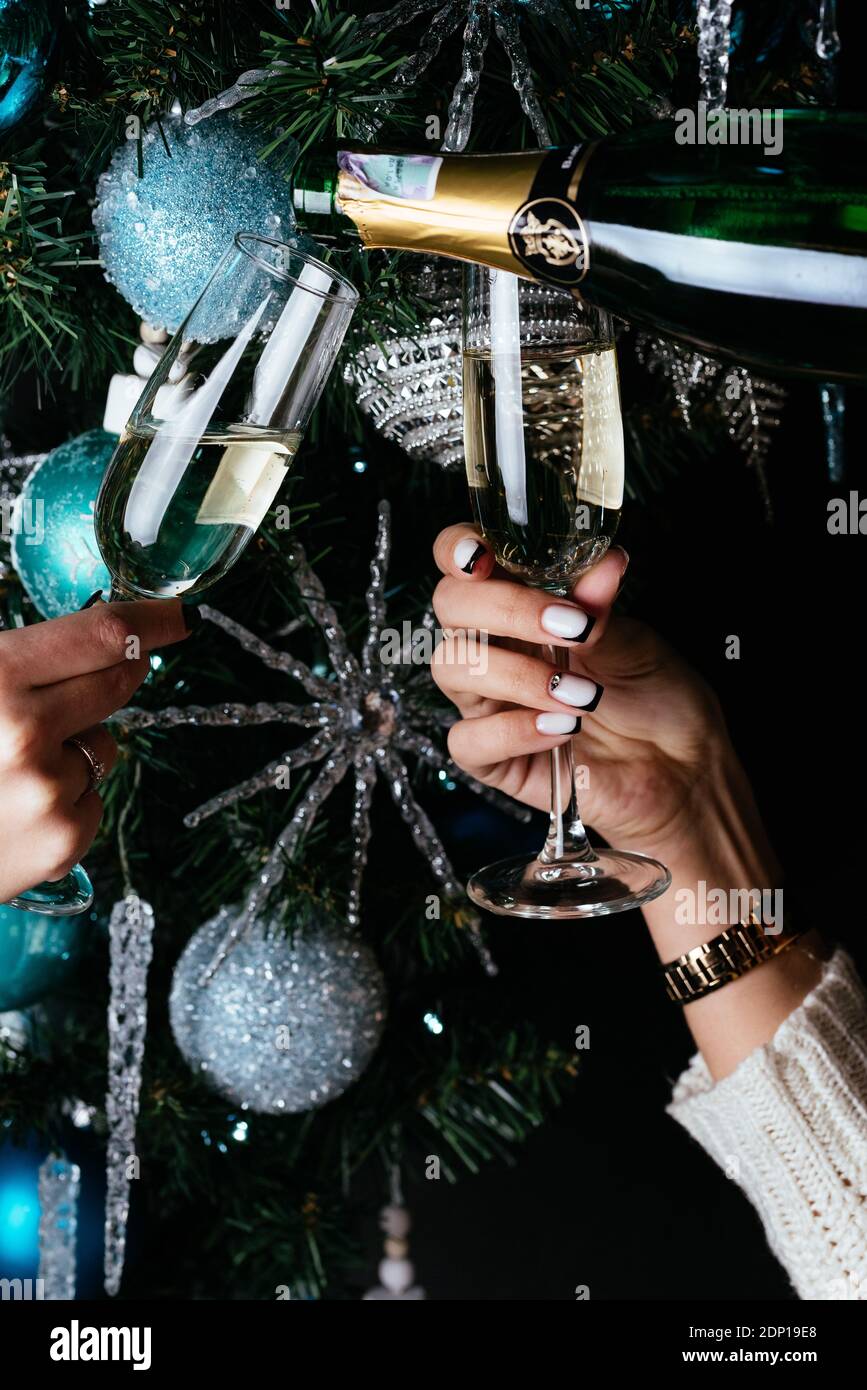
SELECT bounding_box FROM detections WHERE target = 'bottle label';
[195,443,292,531]
[294,187,333,216]
[507,146,592,288]
[338,151,442,201]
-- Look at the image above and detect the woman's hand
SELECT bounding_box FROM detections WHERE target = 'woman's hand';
[0,599,190,901]
[433,525,820,1081]
[431,524,732,864]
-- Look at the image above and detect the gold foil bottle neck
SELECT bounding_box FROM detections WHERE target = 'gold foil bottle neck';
[335,152,548,278]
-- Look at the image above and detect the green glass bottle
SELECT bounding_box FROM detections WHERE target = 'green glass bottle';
[293,111,867,380]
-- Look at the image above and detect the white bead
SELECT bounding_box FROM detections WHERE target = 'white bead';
[379,1203,411,1238]
[378,1257,414,1294]
[133,344,163,378]
[103,374,145,433]
[140,321,169,345]
[167,356,188,384]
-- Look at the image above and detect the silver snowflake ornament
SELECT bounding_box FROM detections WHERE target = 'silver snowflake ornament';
[116,502,526,977]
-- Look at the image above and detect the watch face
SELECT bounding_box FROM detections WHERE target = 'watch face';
[508,198,589,287]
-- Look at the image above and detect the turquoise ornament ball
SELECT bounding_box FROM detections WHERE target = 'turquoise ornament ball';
[0,900,90,1010]
[0,0,58,133]
[0,44,48,131]
[92,111,296,332]
[11,429,114,619]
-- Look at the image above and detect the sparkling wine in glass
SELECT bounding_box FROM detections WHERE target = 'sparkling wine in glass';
[4,233,357,917]
[462,267,670,917]
[97,233,357,599]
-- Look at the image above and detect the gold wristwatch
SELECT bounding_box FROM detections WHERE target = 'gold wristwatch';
[661,914,804,1004]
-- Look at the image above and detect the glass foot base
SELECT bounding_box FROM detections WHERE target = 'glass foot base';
[467,848,671,919]
[6,864,94,916]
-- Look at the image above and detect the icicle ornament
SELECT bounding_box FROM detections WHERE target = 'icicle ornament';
[696,0,734,110]
[104,892,155,1296]
[38,1153,80,1300]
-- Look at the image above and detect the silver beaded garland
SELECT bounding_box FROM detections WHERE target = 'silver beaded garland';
[169,907,387,1114]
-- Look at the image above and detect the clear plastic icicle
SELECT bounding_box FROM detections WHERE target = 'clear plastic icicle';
[38,1153,80,1300]
[103,769,156,1296]
[696,0,734,109]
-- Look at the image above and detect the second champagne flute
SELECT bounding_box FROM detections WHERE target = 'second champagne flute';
[96,232,358,600]
[462,266,670,918]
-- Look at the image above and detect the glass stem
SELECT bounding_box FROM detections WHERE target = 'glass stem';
[540,644,596,865]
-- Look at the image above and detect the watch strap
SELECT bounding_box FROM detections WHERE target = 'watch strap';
[662,914,803,1004]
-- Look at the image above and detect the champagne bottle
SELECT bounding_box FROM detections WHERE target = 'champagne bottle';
[293,111,867,380]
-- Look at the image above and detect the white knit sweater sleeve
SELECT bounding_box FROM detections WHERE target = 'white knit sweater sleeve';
[667,947,867,1301]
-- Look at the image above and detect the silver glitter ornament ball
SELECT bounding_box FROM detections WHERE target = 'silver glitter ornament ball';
[93,112,295,332]
[169,908,387,1114]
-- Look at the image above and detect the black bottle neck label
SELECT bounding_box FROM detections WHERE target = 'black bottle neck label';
[507,145,594,287]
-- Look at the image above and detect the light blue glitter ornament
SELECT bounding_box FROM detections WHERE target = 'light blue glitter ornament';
[92,112,296,332]
[11,429,114,619]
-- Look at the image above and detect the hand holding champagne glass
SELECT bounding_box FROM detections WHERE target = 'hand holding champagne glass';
[460,266,669,917]
[4,233,357,916]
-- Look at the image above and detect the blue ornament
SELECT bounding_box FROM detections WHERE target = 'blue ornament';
[0,44,48,132]
[0,1133,104,1294]
[0,1138,41,1269]
[0,900,91,1010]
[93,111,295,331]
[11,429,114,619]
[0,0,58,132]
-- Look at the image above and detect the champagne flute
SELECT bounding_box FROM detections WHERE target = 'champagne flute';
[5,233,357,916]
[97,233,357,601]
[462,266,670,917]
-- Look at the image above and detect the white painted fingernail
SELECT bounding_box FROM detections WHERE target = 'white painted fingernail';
[454,537,487,574]
[549,672,603,710]
[536,712,578,735]
[541,604,592,641]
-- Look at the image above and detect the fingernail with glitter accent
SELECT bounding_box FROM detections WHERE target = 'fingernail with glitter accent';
[541,604,595,642]
[80,590,105,610]
[536,712,578,735]
[454,538,488,574]
[549,672,603,710]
